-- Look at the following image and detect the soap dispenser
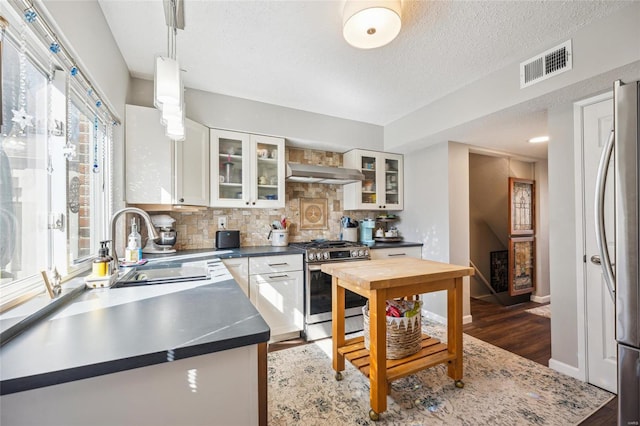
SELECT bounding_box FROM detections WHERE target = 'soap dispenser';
[93,241,111,277]
[125,218,142,262]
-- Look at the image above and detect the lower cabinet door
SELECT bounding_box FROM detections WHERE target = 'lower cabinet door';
[370,246,422,260]
[249,271,303,338]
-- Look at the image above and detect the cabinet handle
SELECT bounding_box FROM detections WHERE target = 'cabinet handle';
[268,262,289,266]
[388,253,406,257]
[268,274,289,279]
[246,201,250,205]
[252,201,256,205]
[179,198,184,203]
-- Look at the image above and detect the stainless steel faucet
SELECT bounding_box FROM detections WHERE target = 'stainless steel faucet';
[109,207,160,270]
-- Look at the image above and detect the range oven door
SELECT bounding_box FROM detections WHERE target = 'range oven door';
[305,262,368,324]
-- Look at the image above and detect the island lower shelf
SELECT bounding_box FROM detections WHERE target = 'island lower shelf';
[337,333,455,382]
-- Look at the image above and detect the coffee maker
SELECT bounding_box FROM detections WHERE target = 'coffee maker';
[359,218,375,247]
[142,214,177,254]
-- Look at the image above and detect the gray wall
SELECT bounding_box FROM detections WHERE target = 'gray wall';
[384,2,640,153]
[127,78,383,153]
[401,142,450,320]
[534,161,550,300]
[41,0,130,208]
[400,142,471,322]
[467,154,548,300]
[547,103,579,368]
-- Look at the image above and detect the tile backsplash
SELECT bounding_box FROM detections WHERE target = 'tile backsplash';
[166,147,379,249]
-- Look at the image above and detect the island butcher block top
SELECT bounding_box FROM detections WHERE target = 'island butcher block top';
[321,257,474,421]
[321,257,474,294]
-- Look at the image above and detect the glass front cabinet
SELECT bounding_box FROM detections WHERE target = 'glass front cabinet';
[343,149,403,210]
[210,129,285,208]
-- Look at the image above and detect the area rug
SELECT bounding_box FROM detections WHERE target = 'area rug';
[526,304,551,319]
[267,322,612,425]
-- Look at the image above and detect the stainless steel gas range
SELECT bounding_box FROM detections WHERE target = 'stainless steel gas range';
[289,240,370,341]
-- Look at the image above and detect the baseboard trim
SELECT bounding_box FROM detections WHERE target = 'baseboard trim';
[422,310,446,325]
[531,294,551,304]
[548,358,585,381]
[422,310,472,325]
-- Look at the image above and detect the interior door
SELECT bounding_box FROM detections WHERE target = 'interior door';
[583,96,617,393]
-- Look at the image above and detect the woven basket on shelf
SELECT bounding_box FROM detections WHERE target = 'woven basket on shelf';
[362,300,422,359]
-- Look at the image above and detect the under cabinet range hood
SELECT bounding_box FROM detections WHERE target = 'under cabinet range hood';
[285,163,365,184]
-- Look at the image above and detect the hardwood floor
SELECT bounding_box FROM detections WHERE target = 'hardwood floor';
[464,298,616,426]
[269,298,617,425]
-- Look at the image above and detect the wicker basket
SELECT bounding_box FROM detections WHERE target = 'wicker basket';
[362,300,422,359]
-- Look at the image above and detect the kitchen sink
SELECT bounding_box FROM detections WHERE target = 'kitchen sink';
[111,264,210,288]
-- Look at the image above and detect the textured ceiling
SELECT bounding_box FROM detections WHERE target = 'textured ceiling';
[98,0,629,157]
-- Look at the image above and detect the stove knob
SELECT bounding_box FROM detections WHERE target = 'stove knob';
[308,252,315,261]
[364,249,369,258]
[323,252,329,260]
[358,249,365,257]
[351,250,358,258]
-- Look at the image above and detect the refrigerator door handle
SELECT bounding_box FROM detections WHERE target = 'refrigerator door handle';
[594,129,616,302]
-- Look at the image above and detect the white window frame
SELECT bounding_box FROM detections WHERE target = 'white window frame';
[0,3,114,313]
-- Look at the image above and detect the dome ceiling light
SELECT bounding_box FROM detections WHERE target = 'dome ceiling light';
[342,0,402,49]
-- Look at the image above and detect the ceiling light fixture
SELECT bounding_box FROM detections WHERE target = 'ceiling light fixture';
[343,0,402,49]
[154,0,185,141]
[528,136,549,143]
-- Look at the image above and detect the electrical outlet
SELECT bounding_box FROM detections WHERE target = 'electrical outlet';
[218,216,227,230]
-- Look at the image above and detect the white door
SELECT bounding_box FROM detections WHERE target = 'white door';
[582,96,617,393]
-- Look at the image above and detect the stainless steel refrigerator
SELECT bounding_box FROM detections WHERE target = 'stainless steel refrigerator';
[595,79,640,425]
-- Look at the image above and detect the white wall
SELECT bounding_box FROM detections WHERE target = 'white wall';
[127,78,383,153]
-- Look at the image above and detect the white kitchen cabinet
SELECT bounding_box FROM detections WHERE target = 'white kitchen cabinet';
[249,255,303,341]
[125,104,209,207]
[1,345,262,426]
[222,257,249,296]
[175,119,210,206]
[343,149,403,210]
[370,245,422,260]
[210,129,285,208]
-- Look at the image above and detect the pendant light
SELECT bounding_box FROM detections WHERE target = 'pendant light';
[154,0,185,141]
[343,0,402,49]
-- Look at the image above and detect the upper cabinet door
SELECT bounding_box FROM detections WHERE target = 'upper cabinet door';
[125,105,174,204]
[250,134,285,208]
[210,130,285,208]
[343,149,403,211]
[381,154,403,210]
[210,129,251,208]
[175,118,210,206]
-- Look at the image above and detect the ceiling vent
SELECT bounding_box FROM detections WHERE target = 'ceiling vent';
[520,40,572,88]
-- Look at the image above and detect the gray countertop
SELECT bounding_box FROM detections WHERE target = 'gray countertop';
[0,247,304,396]
[0,243,423,395]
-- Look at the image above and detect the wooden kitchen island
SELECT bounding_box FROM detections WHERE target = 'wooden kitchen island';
[321,257,474,421]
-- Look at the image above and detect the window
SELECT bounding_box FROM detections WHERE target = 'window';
[0,12,114,312]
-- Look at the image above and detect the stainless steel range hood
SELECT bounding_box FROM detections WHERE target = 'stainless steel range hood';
[285,163,364,184]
